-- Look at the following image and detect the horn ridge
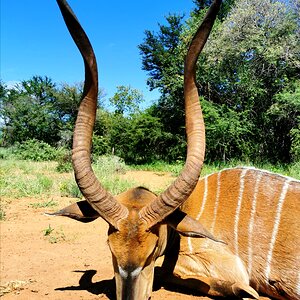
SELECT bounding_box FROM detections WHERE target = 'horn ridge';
[139,0,222,227]
[56,0,128,228]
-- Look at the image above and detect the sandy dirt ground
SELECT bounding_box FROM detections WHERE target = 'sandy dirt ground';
[0,171,270,300]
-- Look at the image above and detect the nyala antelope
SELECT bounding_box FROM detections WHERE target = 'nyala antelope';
[50,0,300,299]
[176,167,300,300]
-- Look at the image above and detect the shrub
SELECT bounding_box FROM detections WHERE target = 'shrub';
[60,180,81,198]
[11,139,67,162]
[92,135,110,156]
[0,147,14,159]
[290,126,300,162]
[93,155,127,175]
[56,151,73,173]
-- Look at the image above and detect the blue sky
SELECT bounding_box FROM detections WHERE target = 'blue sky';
[1,0,195,107]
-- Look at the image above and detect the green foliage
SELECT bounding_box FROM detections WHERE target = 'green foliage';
[93,155,127,175]
[11,139,65,162]
[267,81,300,162]
[43,225,66,244]
[0,76,59,145]
[290,126,300,161]
[108,111,173,163]
[55,151,73,173]
[60,181,81,198]
[0,76,82,147]
[0,157,135,201]
[43,224,54,236]
[14,175,54,197]
[1,1,299,165]
[92,135,110,157]
[59,155,134,197]
[109,85,144,115]
[0,147,13,159]
[202,99,254,161]
[138,14,185,92]
[0,160,58,198]
[2,173,53,198]
[139,0,300,163]
[92,155,135,195]
[199,0,300,162]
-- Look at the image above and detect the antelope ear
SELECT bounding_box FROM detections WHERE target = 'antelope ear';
[165,209,225,244]
[46,200,100,223]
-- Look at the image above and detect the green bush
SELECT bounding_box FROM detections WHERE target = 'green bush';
[92,135,110,156]
[60,180,81,198]
[290,126,300,162]
[202,99,254,162]
[11,139,66,162]
[56,151,73,173]
[0,147,14,159]
[93,155,127,175]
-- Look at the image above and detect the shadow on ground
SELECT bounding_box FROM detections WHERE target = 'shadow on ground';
[55,270,116,299]
[56,268,238,300]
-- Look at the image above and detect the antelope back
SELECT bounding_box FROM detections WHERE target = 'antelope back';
[181,167,300,299]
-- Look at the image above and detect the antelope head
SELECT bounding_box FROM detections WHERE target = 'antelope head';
[52,0,222,299]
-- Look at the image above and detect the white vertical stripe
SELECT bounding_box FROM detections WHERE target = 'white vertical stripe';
[296,271,300,296]
[265,179,291,281]
[189,175,209,254]
[247,171,262,276]
[210,171,222,233]
[187,236,193,253]
[196,175,208,221]
[234,168,248,255]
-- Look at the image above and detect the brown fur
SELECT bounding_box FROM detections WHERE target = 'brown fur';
[178,167,300,300]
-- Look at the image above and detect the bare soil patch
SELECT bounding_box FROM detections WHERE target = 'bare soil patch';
[0,170,270,300]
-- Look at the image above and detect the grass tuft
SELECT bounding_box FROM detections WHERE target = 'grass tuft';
[0,208,6,221]
[42,225,66,243]
[30,199,58,209]
[60,181,81,198]
[129,160,184,176]
[43,224,54,236]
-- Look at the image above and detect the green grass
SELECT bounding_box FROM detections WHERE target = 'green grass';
[201,160,300,179]
[0,160,56,198]
[42,224,66,243]
[29,199,58,209]
[1,156,298,205]
[43,224,54,236]
[129,160,184,176]
[0,155,136,201]
[130,159,300,180]
[59,180,81,198]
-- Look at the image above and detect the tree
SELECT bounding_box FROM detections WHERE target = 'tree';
[138,14,188,160]
[54,82,82,147]
[109,85,144,115]
[201,0,300,162]
[0,76,84,147]
[267,81,300,161]
[0,76,60,145]
[139,14,185,93]
[139,0,300,163]
[106,110,171,164]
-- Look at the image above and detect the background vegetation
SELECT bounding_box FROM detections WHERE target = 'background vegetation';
[1,0,299,166]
